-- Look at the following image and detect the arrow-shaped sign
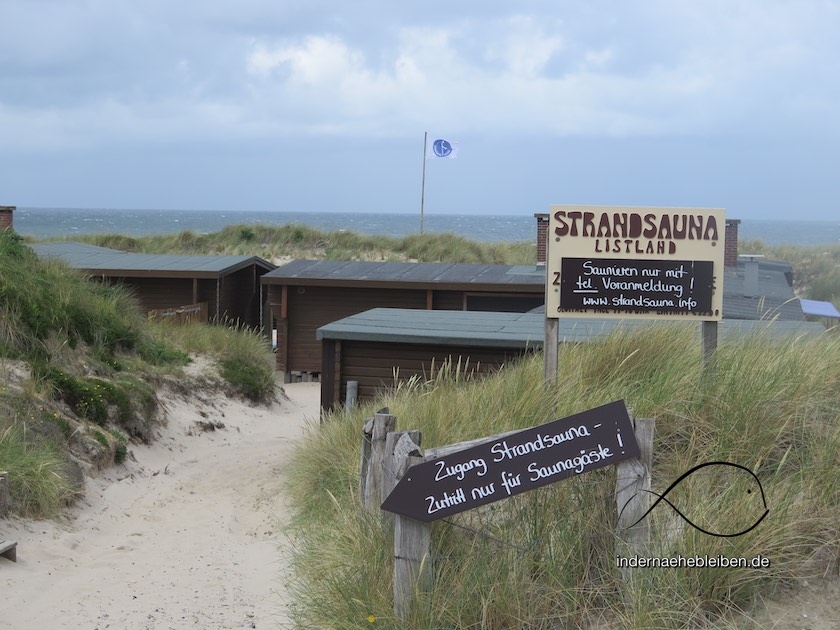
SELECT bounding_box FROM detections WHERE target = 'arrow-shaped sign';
[381,400,640,522]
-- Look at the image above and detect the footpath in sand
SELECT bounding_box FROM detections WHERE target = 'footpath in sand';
[0,380,320,629]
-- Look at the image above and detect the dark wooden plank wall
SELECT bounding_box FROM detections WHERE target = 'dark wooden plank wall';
[285,286,428,373]
[114,277,197,313]
[330,340,530,408]
[219,266,264,328]
[267,283,545,373]
[431,290,464,309]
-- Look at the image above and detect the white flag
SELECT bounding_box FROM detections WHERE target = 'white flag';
[426,136,459,159]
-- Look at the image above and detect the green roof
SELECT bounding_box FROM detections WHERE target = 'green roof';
[317,308,826,348]
[31,242,275,279]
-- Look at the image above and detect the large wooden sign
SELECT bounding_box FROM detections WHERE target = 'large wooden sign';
[546,206,725,320]
[381,400,639,522]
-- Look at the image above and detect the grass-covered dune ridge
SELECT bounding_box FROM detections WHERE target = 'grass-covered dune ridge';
[1,230,276,517]
[38,225,840,308]
[34,223,538,265]
[286,325,840,628]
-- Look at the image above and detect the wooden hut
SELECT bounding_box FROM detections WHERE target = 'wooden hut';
[31,242,275,328]
[260,260,546,381]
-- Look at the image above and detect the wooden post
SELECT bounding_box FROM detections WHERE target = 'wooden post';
[544,317,559,384]
[362,412,396,513]
[0,471,9,518]
[615,417,655,582]
[390,434,431,622]
[320,339,336,415]
[345,380,358,411]
[383,430,422,505]
[701,320,718,383]
[359,417,374,504]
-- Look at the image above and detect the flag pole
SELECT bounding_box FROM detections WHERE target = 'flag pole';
[420,131,427,235]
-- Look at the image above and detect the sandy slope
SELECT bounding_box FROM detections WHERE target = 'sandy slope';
[0,381,320,629]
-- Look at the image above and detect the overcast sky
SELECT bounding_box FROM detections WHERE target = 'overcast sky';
[1,1,838,220]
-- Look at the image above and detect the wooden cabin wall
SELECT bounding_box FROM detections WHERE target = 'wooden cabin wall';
[326,340,529,409]
[219,266,265,328]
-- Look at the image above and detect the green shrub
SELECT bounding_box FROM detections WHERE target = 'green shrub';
[219,353,275,402]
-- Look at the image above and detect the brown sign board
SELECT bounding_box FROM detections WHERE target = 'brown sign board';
[381,400,640,523]
[558,258,715,315]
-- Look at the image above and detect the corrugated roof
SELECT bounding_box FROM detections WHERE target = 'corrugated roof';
[317,308,826,348]
[262,259,545,290]
[31,242,275,278]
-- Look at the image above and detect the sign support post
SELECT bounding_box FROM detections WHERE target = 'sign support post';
[544,316,559,384]
[702,320,718,382]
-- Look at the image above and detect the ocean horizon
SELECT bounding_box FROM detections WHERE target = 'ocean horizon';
[11,206,840,247]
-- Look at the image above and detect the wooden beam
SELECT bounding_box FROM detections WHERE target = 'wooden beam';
[320,339,337,415]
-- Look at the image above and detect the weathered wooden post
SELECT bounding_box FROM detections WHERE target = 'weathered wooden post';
[361,411,396,513]
[390,433,431,622]
[345,380,358,411]
[702,321,718,383]
[615,416,655,582]
[383,430,422,504]
[544,317,559,385]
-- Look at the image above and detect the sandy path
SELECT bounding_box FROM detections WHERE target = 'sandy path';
[0,381,320,629]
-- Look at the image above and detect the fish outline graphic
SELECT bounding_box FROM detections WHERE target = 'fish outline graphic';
[619,461,769,538]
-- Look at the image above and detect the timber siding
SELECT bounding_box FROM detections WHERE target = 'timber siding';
[271,285,429,374]
[261,260,546,379]
[31,243,275,328]
[323,340,524,410]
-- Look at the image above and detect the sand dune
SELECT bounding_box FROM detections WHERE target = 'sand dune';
[0,381,320,629]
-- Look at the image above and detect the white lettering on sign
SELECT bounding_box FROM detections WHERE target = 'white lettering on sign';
[527,444,614,480]
[434,458,488,482]
[490,425,592,462]
[426,488,467,515]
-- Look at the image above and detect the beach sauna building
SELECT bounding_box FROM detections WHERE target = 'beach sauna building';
[260,260,546,383]
[31,242,275,328]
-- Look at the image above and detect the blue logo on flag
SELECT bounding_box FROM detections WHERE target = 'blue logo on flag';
[432,139,453,157]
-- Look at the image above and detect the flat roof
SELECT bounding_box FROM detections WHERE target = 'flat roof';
[261,259,545,292]
[801,299,840,319]
[31,242,275,279]
[721,261,803,321]
[317,308,826,348]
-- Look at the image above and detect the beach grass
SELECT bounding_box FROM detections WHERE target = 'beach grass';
[35,223,538,265]
[285,325,840,628]
[149,320,276,402]
[740,238,840,306]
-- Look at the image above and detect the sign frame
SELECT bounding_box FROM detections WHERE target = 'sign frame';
[546,205,725,321]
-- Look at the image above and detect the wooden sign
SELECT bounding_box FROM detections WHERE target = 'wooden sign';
[546,206,725,321]
[558,258,715,315]
[381,400,640,522]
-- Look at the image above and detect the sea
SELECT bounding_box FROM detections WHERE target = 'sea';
[10,207,840,247]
